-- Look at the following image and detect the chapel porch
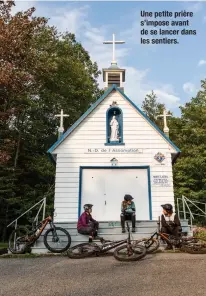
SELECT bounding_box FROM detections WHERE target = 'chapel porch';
[31,220,189,254]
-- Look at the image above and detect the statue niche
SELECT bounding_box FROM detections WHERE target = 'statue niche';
[106,106,123,144]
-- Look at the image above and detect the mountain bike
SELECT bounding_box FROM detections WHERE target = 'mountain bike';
[67,222,146,262]
[9,214,71,254]
[136,231,206,254]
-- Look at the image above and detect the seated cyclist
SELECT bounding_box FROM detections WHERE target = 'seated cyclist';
[161,203,182,249]
[77,204,99,242]
[120,194,136,233]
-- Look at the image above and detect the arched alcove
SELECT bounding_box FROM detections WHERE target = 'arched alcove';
[105,106,124,145]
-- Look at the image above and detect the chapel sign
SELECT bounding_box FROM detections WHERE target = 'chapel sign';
[84,148,143,154]
[152,175,171,187]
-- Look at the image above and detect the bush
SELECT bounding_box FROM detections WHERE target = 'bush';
[193,227,206,240]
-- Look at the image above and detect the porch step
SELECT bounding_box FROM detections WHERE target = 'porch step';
[31,219,189,254]
[31,232,154,254]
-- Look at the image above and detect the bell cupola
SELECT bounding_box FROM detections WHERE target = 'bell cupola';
[103,33,126,92]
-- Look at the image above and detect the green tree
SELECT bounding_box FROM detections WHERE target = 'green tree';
[0,1,103,240]
[173,81,206,223]
[141,91,168,130]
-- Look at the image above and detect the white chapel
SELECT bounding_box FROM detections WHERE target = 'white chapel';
[48,34,181,224]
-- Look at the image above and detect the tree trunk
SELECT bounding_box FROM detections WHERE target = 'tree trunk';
[14,131,21,169]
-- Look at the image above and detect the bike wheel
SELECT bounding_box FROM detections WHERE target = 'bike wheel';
[136,238,160,254]
[8,227,31,254]
[44,227,71,253]
[113,244,146,262]
[67,243,99,259]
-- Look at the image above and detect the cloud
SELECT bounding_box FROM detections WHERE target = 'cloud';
[183,82,197,94]
[122,17,140,46]
[11,2,180,112]
[185,2,203,13]
[47,5,89,35]
[45,5,180,110]
[198,59,206,66]
[11,1,37,14]
[153,89,180,107]
[123,68,180,109]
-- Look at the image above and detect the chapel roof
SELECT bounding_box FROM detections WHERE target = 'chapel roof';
[48,84,181,163]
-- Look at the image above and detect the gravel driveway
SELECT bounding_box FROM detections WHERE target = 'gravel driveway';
[0,253,205,296]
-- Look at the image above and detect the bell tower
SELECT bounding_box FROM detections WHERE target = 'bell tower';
[103,34,126,92]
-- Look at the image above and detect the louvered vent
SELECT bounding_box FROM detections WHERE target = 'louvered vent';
[108,73,120,87]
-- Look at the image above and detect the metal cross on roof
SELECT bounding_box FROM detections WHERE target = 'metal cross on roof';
[55,109,69,133]
[103,33,125,64]
[157,108,172,135]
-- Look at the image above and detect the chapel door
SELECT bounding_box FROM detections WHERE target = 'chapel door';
[104,169,150,221]
[81,168,151,221]
[80,169,107,221]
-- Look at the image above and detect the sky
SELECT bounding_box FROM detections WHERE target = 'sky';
[12,1,206,116]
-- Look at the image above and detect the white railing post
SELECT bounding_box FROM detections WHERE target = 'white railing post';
[176,195,206,229]
[43,197,46,220]
[177,198,180,218]
[182,195,186,219]
[14,220,18,248]
[7,197,47,229]
[205,203,206,224]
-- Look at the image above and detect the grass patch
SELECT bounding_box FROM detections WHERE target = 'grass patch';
[0,252,66,259]
[193,228,206,240]
[0,242,8,248]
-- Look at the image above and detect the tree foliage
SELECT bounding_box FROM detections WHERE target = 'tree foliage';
[142,87,206,224]
[1,1,205,241]
[173,82,206,205]
[141,90,168,130]
[0,1,103,241]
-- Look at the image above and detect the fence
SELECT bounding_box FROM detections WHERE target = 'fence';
[7,197,46,231]
[177,195,206,228]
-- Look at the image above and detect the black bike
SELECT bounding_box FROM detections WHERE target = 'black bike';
[67,222,146,262]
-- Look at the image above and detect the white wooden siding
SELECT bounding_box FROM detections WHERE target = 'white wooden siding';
[52,91,176,222]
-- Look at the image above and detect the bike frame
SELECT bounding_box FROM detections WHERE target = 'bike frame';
[96,222,132,253]
[34,216,53,238]
[25,216,55,246]
[101,239,128,253]
[144,231,173,248]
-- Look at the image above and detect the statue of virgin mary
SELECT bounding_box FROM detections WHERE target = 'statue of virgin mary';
[110,116,119,141]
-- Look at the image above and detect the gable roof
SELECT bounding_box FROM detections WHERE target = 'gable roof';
[48,85,181,156]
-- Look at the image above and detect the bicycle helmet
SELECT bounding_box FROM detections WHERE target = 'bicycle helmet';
[83,204,93,211]
[161,204,173,211]
[124,194,134,201]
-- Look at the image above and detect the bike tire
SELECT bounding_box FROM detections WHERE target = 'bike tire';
[44,227,71,253]
[8,227,31,254]
[67,243,99,259]
[136,238,160,254]
[113,244,146,262]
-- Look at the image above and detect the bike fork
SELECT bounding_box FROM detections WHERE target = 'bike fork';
[50,223,58,241]
[127,241,133,256]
